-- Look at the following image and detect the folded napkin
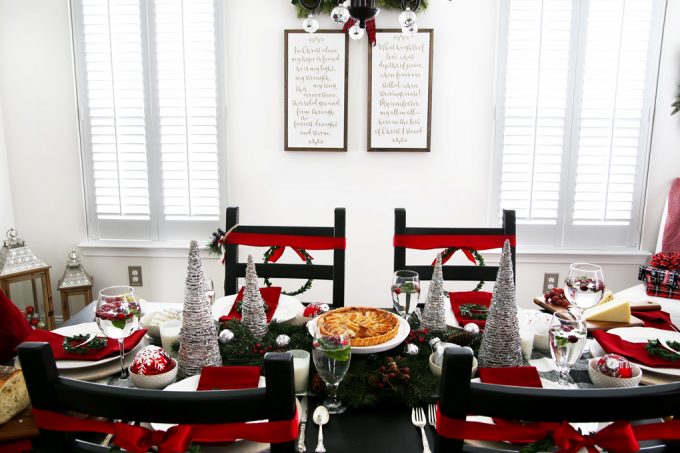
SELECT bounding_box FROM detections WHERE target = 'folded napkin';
[635,310,679,332]
[449,291,492,329]
[197,366,261,391]
[479,366,543,388]
[23,329,147,361]
[219,287,282,323]
[0,289,33,363]
[592,330,680,369]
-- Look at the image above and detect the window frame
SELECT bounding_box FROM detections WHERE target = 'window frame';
[490,0,667,250]
[70,0,227,243]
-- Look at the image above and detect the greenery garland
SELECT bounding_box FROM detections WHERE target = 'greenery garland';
[262,246,314,296]
[441,247,486,291]
[647,339,680,361]
[291,0,429,18]
[459,304,488,320]
[62,334,107,354]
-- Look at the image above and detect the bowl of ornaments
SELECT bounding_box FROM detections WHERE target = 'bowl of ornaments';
[140,308,182,340]
[588,354,642,388]
[129,345,178,389]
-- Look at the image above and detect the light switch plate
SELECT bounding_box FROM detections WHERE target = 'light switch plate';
[543,273,559,293]
[128,266,143,287]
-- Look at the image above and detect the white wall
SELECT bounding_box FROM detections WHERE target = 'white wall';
[0,0,678,317]
[0,94,14,233]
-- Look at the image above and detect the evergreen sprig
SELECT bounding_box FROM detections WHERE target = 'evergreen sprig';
[291,0,429,19]
[647,339,680,361]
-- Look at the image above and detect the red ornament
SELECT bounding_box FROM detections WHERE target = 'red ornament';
[26,306,35,314]
[131,346,174,376]
[596,354,633,378]
[303,303,329,318]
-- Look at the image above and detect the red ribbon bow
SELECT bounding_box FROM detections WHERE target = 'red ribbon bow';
[114,424,193,453]
[553,421,640,453]
[267,246,311,263]
[435,248,477,266]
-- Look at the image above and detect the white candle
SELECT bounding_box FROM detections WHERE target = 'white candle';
[520,326,535,360]
[160,320,181,358]
[289,349,310,394]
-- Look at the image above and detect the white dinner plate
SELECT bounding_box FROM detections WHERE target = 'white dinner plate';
[56,344,144,382]
[306,312,410,354]
[212,294,304,324]
[590,327,680,379]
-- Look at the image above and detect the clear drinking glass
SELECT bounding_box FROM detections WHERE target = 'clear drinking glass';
[391,270,420,318]
[312,328,351,414]
[95,286,141,387]
[548,311,587,386]
[564,263,605,317]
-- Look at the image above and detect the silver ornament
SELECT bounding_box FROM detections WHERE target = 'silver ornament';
[276,334,291,348]
[302,14,319,33]
[218,329,235,344]
[330,5,350,24]
[404,343,420,355]
[319,304,330,314]
[463,323,480,335]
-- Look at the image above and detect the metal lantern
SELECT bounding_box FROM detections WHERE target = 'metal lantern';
[0,228,55,329]
[58,250,94,321]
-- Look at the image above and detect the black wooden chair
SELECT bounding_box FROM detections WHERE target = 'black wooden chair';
[224,207,346,307]
[393,208,516,284]
[18,342,297,453]
[436,347,680,452]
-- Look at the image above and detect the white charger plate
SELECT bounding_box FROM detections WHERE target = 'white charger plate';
[307,311,410,354]
[212,294,304,324]
[590,327,680,378]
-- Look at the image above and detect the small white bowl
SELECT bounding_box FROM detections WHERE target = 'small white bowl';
[588,357,642,388]
[129,359,178,389]
[429,353,478,378]
[140,309,181,340]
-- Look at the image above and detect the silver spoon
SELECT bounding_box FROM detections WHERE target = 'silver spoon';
[312,405,329,453]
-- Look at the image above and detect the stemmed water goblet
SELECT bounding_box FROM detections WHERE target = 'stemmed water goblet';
[95,286,141,387]
[563,263,605,319]
[391,270,420,319]
[312,327,351,414]
[548,311,587,386]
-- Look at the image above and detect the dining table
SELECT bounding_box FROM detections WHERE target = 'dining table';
[33,285,680,452]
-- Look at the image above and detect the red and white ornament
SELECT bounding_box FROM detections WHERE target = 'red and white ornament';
[131,345,174,376]
[303,303,330,318]
[595,354,633,378]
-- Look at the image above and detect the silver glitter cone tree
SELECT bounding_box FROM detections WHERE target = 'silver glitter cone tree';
[421,253,447,332]
[477,240,523,368]
[178,241,222,379]
[241,255,268,340]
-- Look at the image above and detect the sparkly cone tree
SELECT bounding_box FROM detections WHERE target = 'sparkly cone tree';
[477,240,523,368]
[421,253,447,332]
[241,255,268,340]
[178,240,222,379]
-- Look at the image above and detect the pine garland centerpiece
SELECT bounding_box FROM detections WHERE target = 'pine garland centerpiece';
[291,0,429,18]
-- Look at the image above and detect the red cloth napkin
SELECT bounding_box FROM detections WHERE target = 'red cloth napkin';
[662,178,680,253]
[592,330,680,369]
[635,310,679,332]
[219,287,282,323]
[479,366,543,388]
[23,328,147,361]
[448,291,492,329]
[0,290,35,363]
[197,366,261,391]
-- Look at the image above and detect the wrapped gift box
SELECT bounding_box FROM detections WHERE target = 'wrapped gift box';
[638,264,680,300]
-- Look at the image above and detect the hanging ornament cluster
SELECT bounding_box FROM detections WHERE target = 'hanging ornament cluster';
[22,305,45,330]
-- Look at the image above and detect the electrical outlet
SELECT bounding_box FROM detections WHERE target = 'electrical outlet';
[128,266,143,287]
[543,273,559,294]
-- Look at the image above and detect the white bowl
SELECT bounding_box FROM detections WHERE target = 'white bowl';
[588,357,642,388]
[140,309,182,340]
[429,353,478,378]
[129,359,178,389]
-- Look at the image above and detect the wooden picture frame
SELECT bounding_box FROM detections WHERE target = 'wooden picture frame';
[284,30,349,152]
[368,29,434,152]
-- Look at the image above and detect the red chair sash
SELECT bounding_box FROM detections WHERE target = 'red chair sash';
[393,234,515,251]
[32,407,299,453]
[435,404,680,453]
[224,232,345,251]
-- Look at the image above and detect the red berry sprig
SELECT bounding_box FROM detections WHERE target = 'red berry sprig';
[368,356,411,390]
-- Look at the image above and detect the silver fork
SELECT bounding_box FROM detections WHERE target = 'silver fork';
[411,407,431,453]
[428,404,437,428]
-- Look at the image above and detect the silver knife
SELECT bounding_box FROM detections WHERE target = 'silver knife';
[297,396,308,452]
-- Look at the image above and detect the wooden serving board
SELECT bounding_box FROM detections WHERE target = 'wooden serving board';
[533,297,651,331]
[0,407,37,443]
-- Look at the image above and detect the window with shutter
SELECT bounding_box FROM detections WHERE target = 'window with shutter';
[493,0,665,248]
[72,0,224,241]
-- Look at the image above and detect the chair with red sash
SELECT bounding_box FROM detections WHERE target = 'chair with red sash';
[223,207,346,307]
[435,347,680,452]
[18,342,298,453]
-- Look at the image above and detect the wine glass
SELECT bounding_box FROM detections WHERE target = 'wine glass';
[563,263,605,318]
[312,328,351,414]
[95,286,141,387]
[391,270,421,318]
[548,311,587,386]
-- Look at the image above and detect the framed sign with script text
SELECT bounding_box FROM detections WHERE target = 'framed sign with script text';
[368,29,433,152]
[285,30,349,151]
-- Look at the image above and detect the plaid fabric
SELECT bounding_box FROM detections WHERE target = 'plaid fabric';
[639,265,680,299]
[366,19,377,46]
[342,18,355,33]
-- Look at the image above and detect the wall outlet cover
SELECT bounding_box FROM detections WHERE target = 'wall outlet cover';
[128,266,143,287]
[543,273,559,294]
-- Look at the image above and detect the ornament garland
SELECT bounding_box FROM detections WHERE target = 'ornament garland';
[441,247,486,291]
[291,0,429,18]
[262,246,314,296]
